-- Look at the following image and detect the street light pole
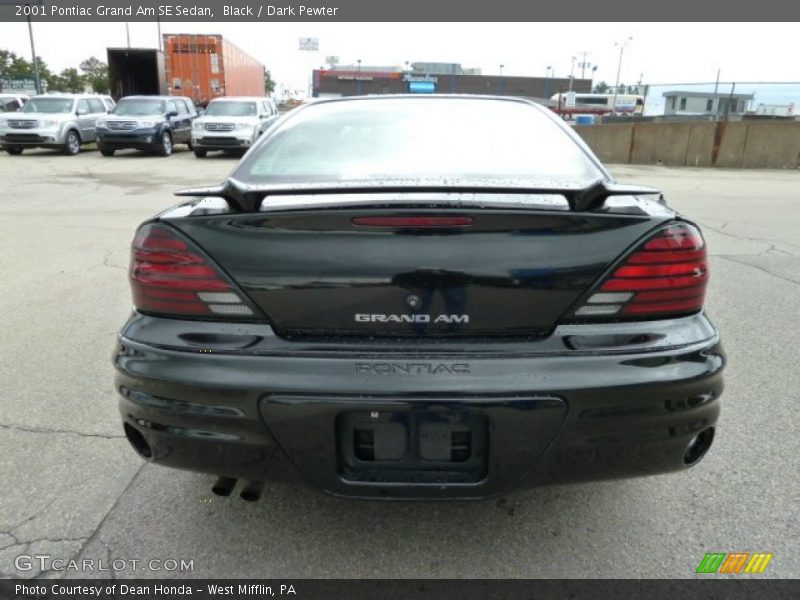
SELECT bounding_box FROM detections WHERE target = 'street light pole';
[612,36,633,115]
[26,10,42,94]
[499,64,504,95]
[356,59,362,95]
[544,65,552,99]
[568,56,576,92]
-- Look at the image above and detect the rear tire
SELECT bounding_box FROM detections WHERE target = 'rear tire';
[157,131,173,157]
[193,148,207,158]
[5,147,23,155]
[99,146,115,157]
[63,130,80,155]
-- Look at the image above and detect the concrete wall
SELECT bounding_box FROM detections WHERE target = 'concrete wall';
[575,123,633,164]
[575,120,800,169]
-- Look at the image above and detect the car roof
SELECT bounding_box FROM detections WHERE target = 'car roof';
[208,96,269,102]
[296,94,552,117]
[30,94,87,99]
[306,94,540,106]
[119,95,193,102]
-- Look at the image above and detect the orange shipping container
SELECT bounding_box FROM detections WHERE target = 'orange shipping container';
[162,34,266,105]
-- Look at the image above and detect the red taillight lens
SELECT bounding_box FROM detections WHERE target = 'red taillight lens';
[572,223,708,319]
[130,223,256,318]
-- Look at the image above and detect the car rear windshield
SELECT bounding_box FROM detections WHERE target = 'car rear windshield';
[1,98,21,112]
[235,98,603,186]
[205,101,257,117]
[113,99,166,116]
[22,98,74,113]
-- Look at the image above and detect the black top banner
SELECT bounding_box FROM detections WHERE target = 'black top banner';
[0,0,799,21]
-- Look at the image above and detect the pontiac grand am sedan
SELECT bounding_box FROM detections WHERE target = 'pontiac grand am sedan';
[113,96,724,500]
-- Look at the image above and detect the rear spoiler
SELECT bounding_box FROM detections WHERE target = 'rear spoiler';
[175,179,662,213]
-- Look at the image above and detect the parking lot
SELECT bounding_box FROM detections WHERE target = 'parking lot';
[0,147,798,579]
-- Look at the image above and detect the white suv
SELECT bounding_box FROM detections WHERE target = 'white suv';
[0,93,114,155]
[191,97,279,157]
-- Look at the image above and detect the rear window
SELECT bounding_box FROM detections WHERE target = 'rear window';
[1,97,21,112]
[235,98,602,186]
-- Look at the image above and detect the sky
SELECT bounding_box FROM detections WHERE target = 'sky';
[2,21,799,103]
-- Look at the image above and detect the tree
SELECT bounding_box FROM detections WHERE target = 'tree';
[0,49,30,77]
[49,68,84,93]
[1,48,55,92]
[592,81,610,94]
[79,56,109,94]
[264,69,276,94]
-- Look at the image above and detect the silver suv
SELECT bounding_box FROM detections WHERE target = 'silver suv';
[191,96,279,157]
[0,93,114,155]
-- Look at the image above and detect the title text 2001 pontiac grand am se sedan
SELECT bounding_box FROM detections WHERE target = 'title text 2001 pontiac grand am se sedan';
[113,96,724,500]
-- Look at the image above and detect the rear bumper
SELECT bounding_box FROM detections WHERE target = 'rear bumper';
[113,312,725,499]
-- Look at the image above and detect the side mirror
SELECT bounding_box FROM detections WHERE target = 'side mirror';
[76,108,88,116]
[167,110,179,118]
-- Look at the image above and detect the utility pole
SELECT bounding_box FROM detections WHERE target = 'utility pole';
[125,23,131,48]
[579,51,591,79]
[612,37,633,115]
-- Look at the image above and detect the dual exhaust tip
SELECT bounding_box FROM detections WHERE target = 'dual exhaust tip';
[123,423,265,501]
[212,476,265,502]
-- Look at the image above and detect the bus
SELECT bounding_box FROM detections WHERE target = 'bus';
[549,93,645,118]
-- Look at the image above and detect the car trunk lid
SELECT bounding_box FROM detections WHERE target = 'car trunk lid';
[165,193,669,338]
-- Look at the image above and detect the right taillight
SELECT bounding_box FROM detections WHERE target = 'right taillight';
[572,223,708,319]
[130,223,258,319]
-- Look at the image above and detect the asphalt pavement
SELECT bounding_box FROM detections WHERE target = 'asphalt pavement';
[0,147,798,579]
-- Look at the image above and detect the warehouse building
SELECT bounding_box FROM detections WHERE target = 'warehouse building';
[312,63,590,100]
[662,90,755,117]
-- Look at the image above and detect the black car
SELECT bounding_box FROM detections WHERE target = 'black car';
[96,95,196,156]
[114,96,724,500]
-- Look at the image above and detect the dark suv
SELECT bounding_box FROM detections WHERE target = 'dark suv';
[96,96,197,156]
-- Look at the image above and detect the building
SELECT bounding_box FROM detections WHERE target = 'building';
[662,90,754,117]
[409,62,482,76]
[312,63,590,100]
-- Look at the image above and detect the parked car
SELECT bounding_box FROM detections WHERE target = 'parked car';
[190,96,279,157]
[0,93,113,155]
[96,95,196,156]
[114,96,725,501]
[0,94,29,112]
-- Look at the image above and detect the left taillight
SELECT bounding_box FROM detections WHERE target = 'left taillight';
[130,223,257,318]
[570,222,708,320]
